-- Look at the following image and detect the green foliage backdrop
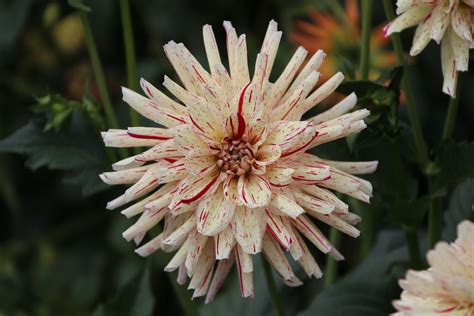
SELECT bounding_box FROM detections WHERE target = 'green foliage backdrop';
[0,0,473,315]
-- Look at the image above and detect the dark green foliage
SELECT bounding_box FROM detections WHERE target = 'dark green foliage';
[0,119,108,196]
[1,0,474,315]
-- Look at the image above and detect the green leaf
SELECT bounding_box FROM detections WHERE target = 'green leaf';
[33,94,104,132]
[299,231,407,316]
[68,0,91,12]
[336,68,402,152]
[93,262,154,316]
[442,178,474,242]
[0,120,108,196]
[434,141,474,191]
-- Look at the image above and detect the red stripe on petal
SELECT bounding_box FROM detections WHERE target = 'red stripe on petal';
[128,132,172,140]
[180,176,219,205]
[281,130,319,158]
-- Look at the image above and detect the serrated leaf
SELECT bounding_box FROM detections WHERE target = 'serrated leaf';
[0,119,108,196]
[442,178,474,242]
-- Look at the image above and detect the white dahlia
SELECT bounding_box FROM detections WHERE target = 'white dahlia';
[384,0,474,97]
[393,220,474,315]
[100,20,377,302]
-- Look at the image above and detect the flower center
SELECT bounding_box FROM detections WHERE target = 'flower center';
[217,136,256,176]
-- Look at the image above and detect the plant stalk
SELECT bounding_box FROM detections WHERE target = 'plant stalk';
[79,10,128,159]
[360,0,374,80]
[382,0,429,168]
[79,12,120,130]
[324,228,341,287]
[118,0,141,127]
[262,258,285,316]
[441,87,461,142]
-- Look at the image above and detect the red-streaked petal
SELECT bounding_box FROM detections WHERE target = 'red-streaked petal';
[265,209,294,250]
[169,170,221,212]
[293,214,331,254]
[196,188,236,236]
[237,174,272,208]
[232,206,266,254]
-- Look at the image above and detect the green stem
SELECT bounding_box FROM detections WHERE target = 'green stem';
[79,12,120,130]
[403,226,423,269]
[360,0,373,80]
[324,228,341,287]
[428,178,442,248]
[441,90,461,142]
[382,0,429,168]
[262,258,285,316]
[118,0,141,127]
[78,10,128,159]
[358,0,377,259]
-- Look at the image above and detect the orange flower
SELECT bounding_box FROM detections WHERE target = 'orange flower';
[290,0,397,80]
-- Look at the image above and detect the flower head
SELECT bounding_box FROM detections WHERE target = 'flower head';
[393,220,474,315]
[384,0,474,97]
[101,20,377,302]
[290,0,397,81]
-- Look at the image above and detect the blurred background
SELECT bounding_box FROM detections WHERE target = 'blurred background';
[0,0,473,315]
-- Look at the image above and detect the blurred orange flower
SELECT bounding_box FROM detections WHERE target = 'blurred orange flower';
[290,0,396,81]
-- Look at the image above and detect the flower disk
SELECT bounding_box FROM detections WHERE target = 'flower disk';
[393,220,474,315]
[100,20,378,302]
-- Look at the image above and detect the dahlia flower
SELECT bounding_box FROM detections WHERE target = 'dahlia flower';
[291,0,396,81]
[100,20,377,302]
[393,220,474,315]
[384,0,474,97]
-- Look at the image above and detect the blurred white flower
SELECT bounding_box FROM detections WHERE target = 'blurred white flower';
[100,20,377,302]
[393,220,474,315]
[384,0,474,97]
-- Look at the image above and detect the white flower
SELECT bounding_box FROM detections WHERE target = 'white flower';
[384,0,474,97]
[393,220,474,315]
[100,20,377,302]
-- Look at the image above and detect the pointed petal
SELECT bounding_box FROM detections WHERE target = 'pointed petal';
[205,257,235,304]
[169,170,221,213]
[265,209,294,250]
[232,206,266,254]
[214,225,237,260]
[185,231,208,277]
[293,214,331,254]
[197,188,236,236]
[237,174,272,208]
[269,187,305,218]
[262,234,300,284]
[122,87,186,127]
[234,246,254,298]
